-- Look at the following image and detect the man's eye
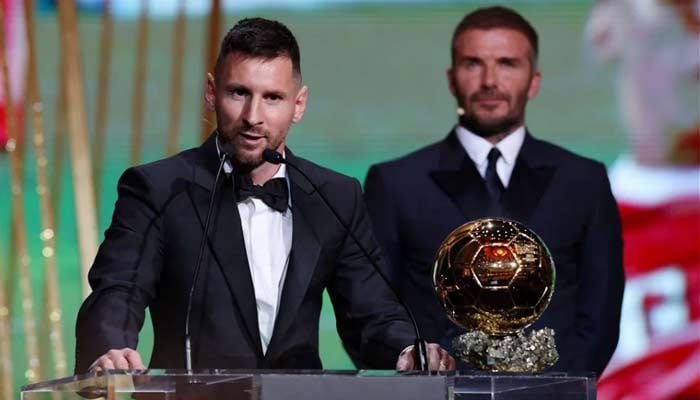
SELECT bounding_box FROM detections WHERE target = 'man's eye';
[463,60,480,69]
[230,88,247,97]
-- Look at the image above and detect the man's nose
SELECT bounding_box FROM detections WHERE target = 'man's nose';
[481,65,497,89]
[242,97,263,126]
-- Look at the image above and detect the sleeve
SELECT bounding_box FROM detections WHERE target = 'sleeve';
[571,164,625,376]
[363,165,401,284]
[326,178,415,369]
[74,167,165,373]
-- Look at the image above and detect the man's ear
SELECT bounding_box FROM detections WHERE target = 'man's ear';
[446,67,457,97]
[205,72,216,111]
[528,71,542,100]
[292,85,308,123]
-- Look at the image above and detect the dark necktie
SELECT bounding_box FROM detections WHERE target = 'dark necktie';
[234,174,289,212]
[485,147,505,202]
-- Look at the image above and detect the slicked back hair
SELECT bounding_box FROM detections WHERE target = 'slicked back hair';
[215,17,301,82]
[451,6,539,67]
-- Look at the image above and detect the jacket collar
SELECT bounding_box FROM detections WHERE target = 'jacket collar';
[429,129,555,223]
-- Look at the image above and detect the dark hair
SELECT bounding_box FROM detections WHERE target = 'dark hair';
[451,6,539,66]
[215,18,301,80]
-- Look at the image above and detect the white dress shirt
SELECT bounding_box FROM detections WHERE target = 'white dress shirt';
[237,165,292,355]
[217,140,293,354]
[455,125,526,187]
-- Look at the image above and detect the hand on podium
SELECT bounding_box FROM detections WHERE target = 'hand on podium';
[396,343,455,371]
[89,348,146,371]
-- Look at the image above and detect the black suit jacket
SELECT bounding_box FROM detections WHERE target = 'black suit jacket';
[75,135,414,373]
[364,131,624,376]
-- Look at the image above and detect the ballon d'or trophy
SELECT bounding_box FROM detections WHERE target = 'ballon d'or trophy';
[433,218,558,372]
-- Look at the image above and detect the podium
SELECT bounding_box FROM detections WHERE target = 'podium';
[21,370,596,399]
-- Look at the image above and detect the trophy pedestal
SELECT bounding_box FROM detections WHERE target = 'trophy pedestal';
[453,372,596,400]
[452,328,559,372]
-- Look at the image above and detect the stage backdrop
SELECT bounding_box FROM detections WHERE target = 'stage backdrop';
[0,1,697,399]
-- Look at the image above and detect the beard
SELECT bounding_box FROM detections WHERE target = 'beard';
[230,145,264,172]
[218,125,284,173]
[457,88,528,139]
[460,112,521,139]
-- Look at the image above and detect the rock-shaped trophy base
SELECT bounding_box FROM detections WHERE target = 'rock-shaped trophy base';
[452,328,559,372]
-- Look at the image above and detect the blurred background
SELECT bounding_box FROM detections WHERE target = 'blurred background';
[0,0,698,398]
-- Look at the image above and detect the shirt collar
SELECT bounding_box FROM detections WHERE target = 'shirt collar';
[455,125,526,167]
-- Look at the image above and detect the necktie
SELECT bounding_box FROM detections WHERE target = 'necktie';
[234,174,289,212]
[485,147,505,202]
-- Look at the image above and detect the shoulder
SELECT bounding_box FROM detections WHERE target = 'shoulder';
[117,147,199,197]
[528,136,607,176]
[290,153,361,189]
[129,147,198,178]
[363,140,445,198]
[369,140,443,177]
[525,136,613,204]
[288,153,365,216]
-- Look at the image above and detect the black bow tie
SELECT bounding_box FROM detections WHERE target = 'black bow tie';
[234,174,289,212]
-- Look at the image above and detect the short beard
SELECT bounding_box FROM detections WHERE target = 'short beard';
[229,148,264,174]
[459,113,521,141]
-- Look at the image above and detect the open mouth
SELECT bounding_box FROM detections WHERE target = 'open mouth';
[239,132,265,142]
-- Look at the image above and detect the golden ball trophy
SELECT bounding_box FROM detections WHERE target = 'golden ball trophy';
[433,218,558,372]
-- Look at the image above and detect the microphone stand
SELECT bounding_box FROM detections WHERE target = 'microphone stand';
[262,149,428,371]
[184,150,231,373]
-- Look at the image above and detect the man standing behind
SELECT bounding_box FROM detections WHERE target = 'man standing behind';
[75,17,452,373]
[364,6,624,376]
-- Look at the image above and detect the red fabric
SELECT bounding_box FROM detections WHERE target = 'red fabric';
[0,103,23,148]
[599,327,700,399]
[598,198,700,399]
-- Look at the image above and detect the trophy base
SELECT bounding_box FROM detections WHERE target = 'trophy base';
[452,328,559,372]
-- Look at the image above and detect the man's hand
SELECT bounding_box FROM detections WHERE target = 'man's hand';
[90,348,145,371]
[396,343,455,371]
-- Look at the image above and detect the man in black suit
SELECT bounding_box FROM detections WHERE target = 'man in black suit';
[364,6,624,376]
[75,18,453,373]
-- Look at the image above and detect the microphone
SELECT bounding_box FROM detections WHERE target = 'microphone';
[184,140,234,373]
[262,148,429,371]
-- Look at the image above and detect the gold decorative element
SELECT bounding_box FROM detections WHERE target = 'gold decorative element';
[166,0,187,156]
[0,0,40,385]
[23,0,68,382]
[93,0,113,207]
[201,0,222,141]
[0,232,12,400]
[40,229,54,241]
[433,218,558,372]
[57,0,99,298]
[50,36,67,230]
[4,138,15,152]
[130,0,150,165]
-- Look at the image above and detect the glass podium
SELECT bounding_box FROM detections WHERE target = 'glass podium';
[21,370,596,399]
[453,373,596,399]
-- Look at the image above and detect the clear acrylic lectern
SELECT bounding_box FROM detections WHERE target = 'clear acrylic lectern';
[21,370,596,399]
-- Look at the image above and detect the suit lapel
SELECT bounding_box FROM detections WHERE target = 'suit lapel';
[429,131,493,220]
[428,130,556,224]
[266,151,322,358]
[501,133,556,224]
[189,134,263,357]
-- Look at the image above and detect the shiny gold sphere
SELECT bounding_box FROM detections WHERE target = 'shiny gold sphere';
[433,218,555,336]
